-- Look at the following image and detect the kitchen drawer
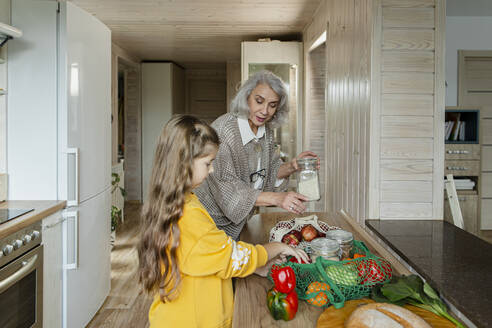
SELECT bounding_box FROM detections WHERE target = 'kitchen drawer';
[445,144,480,160]
[482,173,492,197]
[444,193,478,234]
[483,119,492,145]
[481,199,492,230]
[483,146,492,171]
[444,160,480,176]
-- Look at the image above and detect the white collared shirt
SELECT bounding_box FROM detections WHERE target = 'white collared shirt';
[237,117,284,189]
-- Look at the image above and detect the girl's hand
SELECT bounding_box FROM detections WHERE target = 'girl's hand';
[275,191,309,214]
[278,244,309,264]
[255,256,285,277]
[291,151,320,171]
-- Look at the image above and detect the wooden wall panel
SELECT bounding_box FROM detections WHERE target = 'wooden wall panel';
[380,202,433,218]
[371,0,445,219]
[382,8,434,28]
[380,159,433,180]
[306,44,326,211]
[382,72,434,94]
[382,51,434,72]
[381,138,433,159]
[381,116,433,138]
[382,0,434,7]
[382,94,434,116]
[185,68,227,124]
[382,30,434,50]
[381,181,433,202]
[317,0,371,223]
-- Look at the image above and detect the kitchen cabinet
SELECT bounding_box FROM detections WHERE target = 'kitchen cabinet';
[444,193,478,234]
[42,210,64,328]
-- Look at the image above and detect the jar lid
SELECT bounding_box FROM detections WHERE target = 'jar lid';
[297,157,318,165]
[325,229,353,243]
[310,238,340,252]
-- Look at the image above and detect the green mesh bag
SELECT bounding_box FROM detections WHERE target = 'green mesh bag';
[267,240,393,309]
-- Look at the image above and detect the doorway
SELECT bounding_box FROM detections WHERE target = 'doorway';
[458,50,492,243]
[305,42,326,212]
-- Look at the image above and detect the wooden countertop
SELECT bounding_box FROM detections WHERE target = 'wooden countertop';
[232,211,411,328]
[0,200,66,239]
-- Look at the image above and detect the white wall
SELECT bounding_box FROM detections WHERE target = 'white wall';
[141,63,172,200]
[446,16,492,106]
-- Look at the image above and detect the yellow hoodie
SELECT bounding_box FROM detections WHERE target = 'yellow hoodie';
[148,193,268,328]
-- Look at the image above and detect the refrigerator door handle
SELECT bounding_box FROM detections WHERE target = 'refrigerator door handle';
[66,148,79,206]
[62,210,78,270]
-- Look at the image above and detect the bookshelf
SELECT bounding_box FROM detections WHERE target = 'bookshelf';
[445,109,479,144]
[444,107,480,235]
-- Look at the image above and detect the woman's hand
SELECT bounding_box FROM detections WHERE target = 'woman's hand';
[291,151,320,171]
[275,191,309,214]
[277,151,320,179]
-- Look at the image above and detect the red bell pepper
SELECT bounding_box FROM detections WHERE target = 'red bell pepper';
[266,287,298,321]
[357,258,393,284]
[270,265,296,293]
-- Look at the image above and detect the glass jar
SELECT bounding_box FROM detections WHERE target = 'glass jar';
[310,238,340,262]
[325,230,353,260]
[297,158,320,201]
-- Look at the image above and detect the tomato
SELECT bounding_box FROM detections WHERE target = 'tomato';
[356,258,392,284]
[288,256,309,264]
[270,265,296,294]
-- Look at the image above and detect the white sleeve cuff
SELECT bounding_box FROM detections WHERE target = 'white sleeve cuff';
[275,178,285,188]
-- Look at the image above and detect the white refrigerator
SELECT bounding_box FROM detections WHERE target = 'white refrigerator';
[7,1,111,328]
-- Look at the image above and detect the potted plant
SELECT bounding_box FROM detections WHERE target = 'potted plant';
[111,172,126,246]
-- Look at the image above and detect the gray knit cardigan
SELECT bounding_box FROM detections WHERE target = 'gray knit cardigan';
[194,113,287,240]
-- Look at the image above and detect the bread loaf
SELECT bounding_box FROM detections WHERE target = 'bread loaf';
[345,303,431,328]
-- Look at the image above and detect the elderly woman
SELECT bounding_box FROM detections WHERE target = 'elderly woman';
[194,70,319,240]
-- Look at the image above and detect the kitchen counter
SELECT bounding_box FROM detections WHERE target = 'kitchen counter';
[0,200,66,239]
[233,212,412,328]
[366,219,492,328]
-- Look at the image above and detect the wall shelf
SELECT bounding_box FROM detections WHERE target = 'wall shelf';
[445,109,479,144]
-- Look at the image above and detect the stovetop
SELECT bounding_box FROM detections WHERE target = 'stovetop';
[0,208,34,225]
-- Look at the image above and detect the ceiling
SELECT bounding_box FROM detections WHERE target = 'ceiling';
[447,0,492,17]
[71,0,321,67]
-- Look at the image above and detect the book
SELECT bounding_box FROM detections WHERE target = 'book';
[445,121,454,140]
[459,121,466,141]
[452,121,461,141]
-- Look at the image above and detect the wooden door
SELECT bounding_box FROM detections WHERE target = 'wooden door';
[459,51,492,230]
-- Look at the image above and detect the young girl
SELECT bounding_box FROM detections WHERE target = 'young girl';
[138,115,308,328]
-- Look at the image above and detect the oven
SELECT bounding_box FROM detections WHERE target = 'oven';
[0,221,43,328]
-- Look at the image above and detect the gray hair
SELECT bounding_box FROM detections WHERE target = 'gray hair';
[230,70,289,129]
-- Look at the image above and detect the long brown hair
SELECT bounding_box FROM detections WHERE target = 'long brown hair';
[138,115,219,302]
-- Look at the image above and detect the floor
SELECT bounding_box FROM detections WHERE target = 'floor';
[86,202,152,328]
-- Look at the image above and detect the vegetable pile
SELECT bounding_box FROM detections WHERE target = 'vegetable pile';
[267,265,298,321]
[281,224,326,246]
[371,275,464,328]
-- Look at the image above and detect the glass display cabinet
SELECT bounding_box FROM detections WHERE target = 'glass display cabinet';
[241,41,303,164]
